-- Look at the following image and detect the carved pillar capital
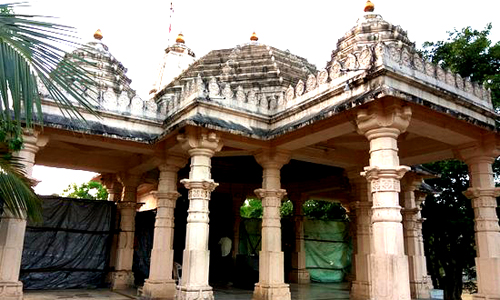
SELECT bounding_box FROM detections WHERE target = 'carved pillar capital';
[117,173,142,189]
[177,128,223,157]
[254,149,291,169]
[456,133,500,163]
[254,188,287,204]
[15,132,48,178]
[362,166,410,193]
[117,201,143,211]
[356,103,412,140]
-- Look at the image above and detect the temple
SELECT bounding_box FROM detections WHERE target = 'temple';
[1,1,499,300]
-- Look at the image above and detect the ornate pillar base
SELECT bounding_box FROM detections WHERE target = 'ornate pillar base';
[288,269,310,284]
[0,281,22,300]
[473,257,500,299]
[252,283,291,300]
[176,286,213,300]
[409,280,431,299]
[370,254,411,300]
[141,279,176,300]
[351,281,371,300]
[110,270,135,290]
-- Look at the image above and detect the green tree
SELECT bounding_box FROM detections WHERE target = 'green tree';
[303,200,347,220]
[421,24,500,300]
[62,180,108,200]
[0,3,98,220]
[422,24,500,108]
[422,161,475,300]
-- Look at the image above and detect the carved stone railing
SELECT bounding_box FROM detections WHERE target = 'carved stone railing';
[283,42,493,112]
[38,81,165,121]
[160,74,286,118]
[160,42,494,120]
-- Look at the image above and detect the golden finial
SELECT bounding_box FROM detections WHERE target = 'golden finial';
[94,29,103,40]
[250,32,258,42]
[176,33,185,44]
[364,0,375,12]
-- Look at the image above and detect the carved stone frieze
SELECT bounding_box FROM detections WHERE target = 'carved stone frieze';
[317,69,328,85]
[414,54,424,72]
[222,83,233,99]
[425,61,435,77]
[330,61,342,80]
[345,54,357,70]
[208,77,219,97]
[285,85,294,102]
[436,66,446,82]
[359,47,372,69]
[295,80,305,96]
[306,74,317,92]
[401,48,411,67]
[236,86,246,102]
[371,178,401,193]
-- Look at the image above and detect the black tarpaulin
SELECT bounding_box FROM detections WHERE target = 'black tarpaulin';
[20,196,115,289]
[132,209,155,285]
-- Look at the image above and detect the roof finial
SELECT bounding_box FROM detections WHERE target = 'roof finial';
[94,29,103,40]
[364,0,375,12]
[176,33,185,44]
[250,32,258,42]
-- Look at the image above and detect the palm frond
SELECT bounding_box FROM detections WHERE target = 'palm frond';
[0,145,41,222]
[0,2,99,127]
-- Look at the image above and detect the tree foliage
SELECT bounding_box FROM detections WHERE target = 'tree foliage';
[62,180,108,200]
[239,198,347,220]
[422,161,475,300]
[422,24,500,108]
[0,3,98,220]
[421,23,500,300]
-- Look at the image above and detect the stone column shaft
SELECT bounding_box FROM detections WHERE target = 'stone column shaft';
[111,174,141,290]
[143,156,186,300]
[0,133,47,300]
[101,175,122,276]
[461,148,500,299]
[356,103,412,300]
[232,193,245,260]
[252,150,291,300]
[348,172,373,300]
[177,130,221,300]
[401,177,432,299]
[289,194,310,284]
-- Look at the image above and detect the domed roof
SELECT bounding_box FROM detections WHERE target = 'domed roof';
[156,41,317,101]
[64,30,135,97]
[326,11,414,71]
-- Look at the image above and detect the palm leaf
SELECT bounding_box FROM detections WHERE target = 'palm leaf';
[0,145,41,222]
[0,3,101,221]
[0,2,100,127]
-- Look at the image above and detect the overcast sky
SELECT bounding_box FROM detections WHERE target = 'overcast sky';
[21,0,500,194]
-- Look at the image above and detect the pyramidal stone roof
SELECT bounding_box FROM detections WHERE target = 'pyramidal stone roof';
[155,41,317,113]
[42,31,163,120]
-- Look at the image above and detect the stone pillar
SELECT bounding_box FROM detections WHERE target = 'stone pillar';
[459,138,500,300]
[177,130,222,300]
[347,170,373,300]
[288,193,310,284]
[414,191,434,293]
[232,192,245,260]
[253,149,291,300]
[0,133,47,300]
[101,174,123,275]
[346,202,357,285]
[111,173,142,290]
[401,174,432,299]
[356,103,412,300]
[143,155,187,300]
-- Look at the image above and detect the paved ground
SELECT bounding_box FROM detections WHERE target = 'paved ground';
[23,283,350,300]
